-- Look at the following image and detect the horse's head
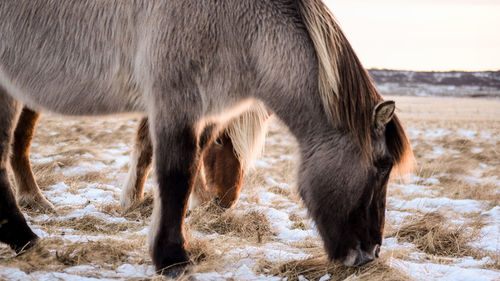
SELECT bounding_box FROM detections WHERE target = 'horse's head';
[202,133,244,208]
[298,100,413,267]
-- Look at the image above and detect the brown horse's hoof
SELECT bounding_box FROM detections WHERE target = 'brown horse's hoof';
[18,193,55,214]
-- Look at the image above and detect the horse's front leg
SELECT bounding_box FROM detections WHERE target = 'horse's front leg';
[147,107,201,275]
[120,116,212,214]
[10,106,55,212]
[0,91,38,252]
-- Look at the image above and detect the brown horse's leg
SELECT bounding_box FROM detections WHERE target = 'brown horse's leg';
[202,133,244,208]
[121,117,153,212]
[0,89,38,252]
[187,165,212,210]
[10,106,54,212]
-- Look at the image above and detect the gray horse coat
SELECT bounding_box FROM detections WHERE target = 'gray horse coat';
[0,0,413,275]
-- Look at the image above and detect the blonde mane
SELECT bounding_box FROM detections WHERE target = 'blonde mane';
[225,101,269,171]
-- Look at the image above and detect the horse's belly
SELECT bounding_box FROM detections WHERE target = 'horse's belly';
[0,68,143,116]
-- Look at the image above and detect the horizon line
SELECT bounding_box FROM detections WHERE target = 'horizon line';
[367,68,500,73]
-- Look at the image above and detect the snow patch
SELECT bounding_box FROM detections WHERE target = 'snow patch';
[388,197,485,213]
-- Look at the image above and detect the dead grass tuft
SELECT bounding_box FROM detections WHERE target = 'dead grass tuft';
[0,238,142,273]
[54,239,141,267]
[268,185,291,197]
[32,162,65,188]
[0,238,64,273]
[186,238,216,264]
[188,202,272,243]
[99,203,122,217]
[73,171,107,184]
[123,194,154,221]
[40,215,140,235]
[258,256,409,281]
[436,176,500,206]
[392,212,479,257]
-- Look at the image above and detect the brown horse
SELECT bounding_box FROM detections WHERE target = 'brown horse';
[0,0,414,276]
[10,104,268,212]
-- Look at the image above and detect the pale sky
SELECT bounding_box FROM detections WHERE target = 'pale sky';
[324,0,500,71]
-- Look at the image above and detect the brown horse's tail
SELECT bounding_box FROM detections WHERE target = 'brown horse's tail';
[296,0,414,173]
[225,101,270,171]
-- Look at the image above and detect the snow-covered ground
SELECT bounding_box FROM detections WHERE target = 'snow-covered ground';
[0,96,499,280]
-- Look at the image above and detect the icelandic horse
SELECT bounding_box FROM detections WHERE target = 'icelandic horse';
[0,0,413,276]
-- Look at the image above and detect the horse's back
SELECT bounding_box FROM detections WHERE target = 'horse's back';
[0,1,145,115]
[0,0,316,117]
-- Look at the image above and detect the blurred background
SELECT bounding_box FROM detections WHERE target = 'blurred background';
[325,0,500,71]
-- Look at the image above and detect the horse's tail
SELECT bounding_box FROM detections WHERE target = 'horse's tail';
[226,101,270,171]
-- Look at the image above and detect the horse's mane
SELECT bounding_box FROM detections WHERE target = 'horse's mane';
[225,101,269,171]
[297,0,414,172]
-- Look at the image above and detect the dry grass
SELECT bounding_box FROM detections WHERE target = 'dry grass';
[258,256,410,281]
[123,193,155,221]
[0,238,147,274]
[437,177,500,206]
[54,240,146,267]
[2,97,499,279]
[38,215,143,235]
[188,202,272,243]
[391,212,480,258]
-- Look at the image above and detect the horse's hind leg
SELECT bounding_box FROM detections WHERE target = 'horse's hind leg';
[121,117,153,212]
[10,107,54,212]
[0,89,38,252]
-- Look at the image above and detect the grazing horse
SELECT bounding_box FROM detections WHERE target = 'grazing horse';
[10,104,268,212]
[0,0,414,275]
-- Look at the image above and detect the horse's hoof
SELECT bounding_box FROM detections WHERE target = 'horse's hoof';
[13,237,39,255]
[154,243,192,278]
[157,263,192,279]
[18,194,56,214]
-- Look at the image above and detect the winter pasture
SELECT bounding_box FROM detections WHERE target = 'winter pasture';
[0,96,499,280]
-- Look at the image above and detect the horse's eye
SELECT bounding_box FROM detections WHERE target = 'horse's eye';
[376,159,393,175]
[380,166,391,175]
[215,137,223,146]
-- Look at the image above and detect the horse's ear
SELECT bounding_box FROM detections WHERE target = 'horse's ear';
[373,100,395,129]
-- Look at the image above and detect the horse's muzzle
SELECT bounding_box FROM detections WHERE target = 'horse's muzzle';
[342,244,380,267]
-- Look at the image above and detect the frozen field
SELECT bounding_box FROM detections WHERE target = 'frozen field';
[0,96,499,280]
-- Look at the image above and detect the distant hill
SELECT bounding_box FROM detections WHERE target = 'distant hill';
[368,69,500,98]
